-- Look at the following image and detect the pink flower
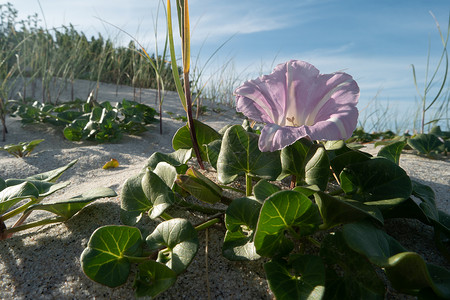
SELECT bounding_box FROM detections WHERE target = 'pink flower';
[235,60,359,152]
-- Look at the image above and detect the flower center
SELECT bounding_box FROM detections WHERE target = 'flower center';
[286,116,298,127]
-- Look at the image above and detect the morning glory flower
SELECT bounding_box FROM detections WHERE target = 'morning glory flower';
[235,60,359,152]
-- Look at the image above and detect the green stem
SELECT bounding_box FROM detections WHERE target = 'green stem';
[159,212,173,221]
[1,199,37,221]
[3,217,65,235]
[195,217,221,231]
[307,236,321,248]
[220,185,245,194]
[245,173,252,197]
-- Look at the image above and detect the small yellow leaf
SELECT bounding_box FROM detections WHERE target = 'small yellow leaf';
[103,158,119,169]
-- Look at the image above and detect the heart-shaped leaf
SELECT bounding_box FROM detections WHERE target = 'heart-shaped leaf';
[407,134,444,155]
[223,197,262,261]
[340,157,412,203]
[279,138,312,180]
[254,190,321,257]
[141,163,177,219]
[81,225,143,287]
[146,218,199,274]
[217,125,281,184]
[120,173,150,226]
[377,141,406,165]
[264,255,325,300]
[172,120,221,160]
[25,159,77,182]
[314,191,383,229]
[25,187,116,220]
[133,260,177,298]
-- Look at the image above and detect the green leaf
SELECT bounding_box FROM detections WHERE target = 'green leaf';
[254,190,321,257]
[63,119,88,141]
[407,134,444,155]
[25,159,78,182]
[80,225,143,287]
[330,149,371,178]
[172,120,221,160]
[314,191,383,229]
[25,187,116,220]
[0,182,40,215]
[320,232,385,299]
[279,138,312,180]
[141,164,177,219]
[264,255,325,300]
[411,180,438,221]
[120,173,150,226]
[144,148,192,173]
[304,144,330,191]
[146,218,199,274]
[253,180,280,203]
[342,222,450,298]
[6,179,69,199]
[377,141,407,165]
[205,139,221,170]
[217,125,281,184]
[340,157,412,203]
[176,168,222,204]
[133,260,177,298]
[280,139,330,190]
[223,197,262,261]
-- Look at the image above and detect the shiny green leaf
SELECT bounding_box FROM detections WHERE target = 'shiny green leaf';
[80,225,143,287]
[265,255,325,300]
[223,197,262,261]
[146,218,199,274]
[254,190,321,257]
[217,125,281,184]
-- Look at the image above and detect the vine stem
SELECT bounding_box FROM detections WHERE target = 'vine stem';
[245,173,252,197]
[307,236,321,248]
[194,217,220,231]
[2,217,65,238]
[220,185,245,194]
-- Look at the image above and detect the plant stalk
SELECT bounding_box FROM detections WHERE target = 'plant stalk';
[2,217,65,238]
[245,173,252,196]
[184,70,204,169]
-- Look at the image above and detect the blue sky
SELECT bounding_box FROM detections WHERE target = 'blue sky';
[12,0,450,130]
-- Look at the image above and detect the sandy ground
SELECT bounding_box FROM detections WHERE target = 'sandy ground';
[0,79,449,299]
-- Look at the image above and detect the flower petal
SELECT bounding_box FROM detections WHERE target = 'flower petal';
[235,60,360,152]
[259,123,309,152]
